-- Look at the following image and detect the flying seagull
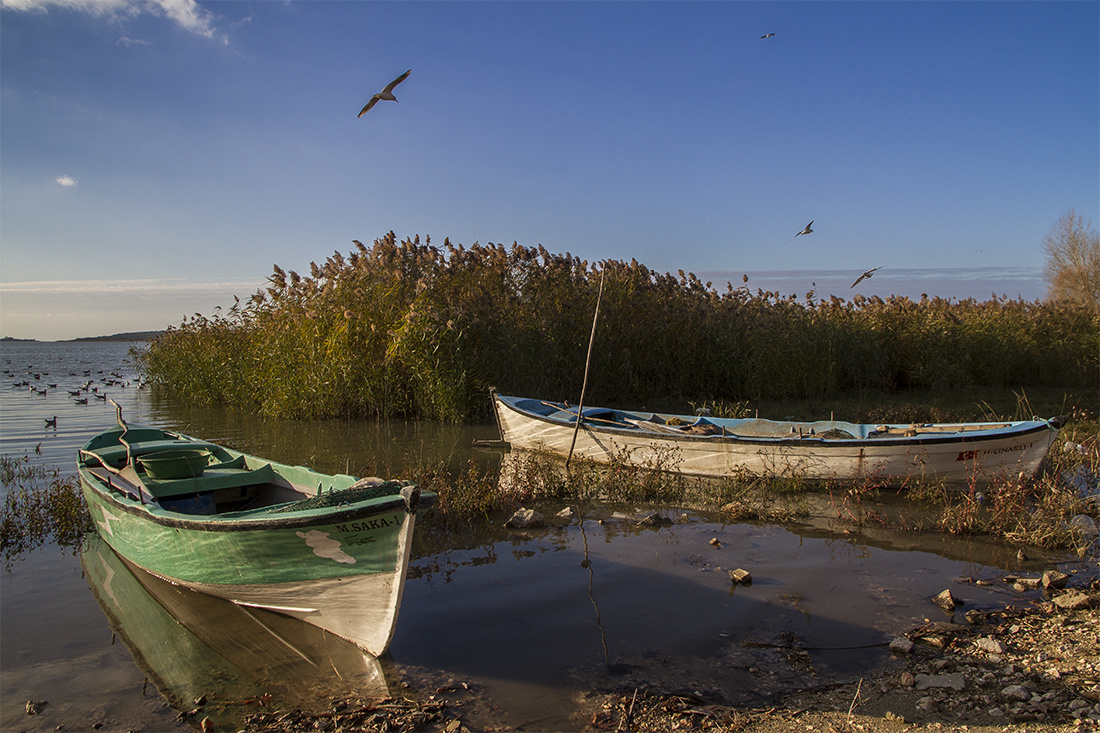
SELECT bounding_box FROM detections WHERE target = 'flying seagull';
[760,33,776,39]
[358,69,411,117]
[850,267,882,288]
[793,220,814,239]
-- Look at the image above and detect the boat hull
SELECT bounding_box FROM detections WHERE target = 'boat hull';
[78,423,432,656]
[492,394,1060,486]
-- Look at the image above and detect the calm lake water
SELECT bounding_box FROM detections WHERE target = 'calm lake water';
[0,341,1086,731]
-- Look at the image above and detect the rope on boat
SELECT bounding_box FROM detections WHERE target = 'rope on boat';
[270,480,412,513]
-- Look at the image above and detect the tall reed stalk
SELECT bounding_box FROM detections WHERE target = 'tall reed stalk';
[138,233,1100,421]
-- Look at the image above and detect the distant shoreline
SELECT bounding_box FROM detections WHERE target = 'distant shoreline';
[0,331,163,344]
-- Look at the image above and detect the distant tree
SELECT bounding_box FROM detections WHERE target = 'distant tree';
[1042,209,1100,313]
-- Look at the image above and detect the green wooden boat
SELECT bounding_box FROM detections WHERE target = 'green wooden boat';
[78,404,435,656]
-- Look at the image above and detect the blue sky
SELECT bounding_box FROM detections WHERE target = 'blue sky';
[2,0,1097,340]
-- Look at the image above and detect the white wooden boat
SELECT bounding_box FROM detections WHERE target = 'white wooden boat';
[491,393,1065,486]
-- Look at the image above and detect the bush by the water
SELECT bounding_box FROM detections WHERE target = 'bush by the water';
[138,233,1099,421]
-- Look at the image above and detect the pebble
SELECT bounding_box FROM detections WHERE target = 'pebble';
[728,568,752,585]
[975,637,1007,654]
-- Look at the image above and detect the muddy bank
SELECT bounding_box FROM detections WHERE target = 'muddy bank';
[223,582,1100,733]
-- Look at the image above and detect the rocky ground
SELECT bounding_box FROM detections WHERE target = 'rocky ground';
[234,574,1100,733]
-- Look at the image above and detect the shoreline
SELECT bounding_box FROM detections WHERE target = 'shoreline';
[228,581,1100,733]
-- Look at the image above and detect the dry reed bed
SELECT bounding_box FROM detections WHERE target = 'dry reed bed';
[137,233,1098,422]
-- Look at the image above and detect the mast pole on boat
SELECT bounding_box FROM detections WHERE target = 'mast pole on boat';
[567,270,605,468]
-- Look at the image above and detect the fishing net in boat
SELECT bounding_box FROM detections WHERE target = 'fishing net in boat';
[271,480,412,512]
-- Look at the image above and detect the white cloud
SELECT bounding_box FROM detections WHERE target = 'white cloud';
[55,174,77,187]
[116,34,151,47]
[2,0,225,43]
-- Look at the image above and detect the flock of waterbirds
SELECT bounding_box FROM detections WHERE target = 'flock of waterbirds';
[358,59,886,295]
[4,365,138,430]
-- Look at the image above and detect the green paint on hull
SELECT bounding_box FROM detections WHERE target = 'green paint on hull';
[80,482,407,586]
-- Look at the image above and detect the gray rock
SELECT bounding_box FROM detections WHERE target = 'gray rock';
[1053,590,1095,610]
[637,512,672,526]
[1002,684,1031,701]
[889,636,914,654]
[1069,514,1099,537]
[933,589,960,611]
[556,507,574,520]
[504,508,545,528]
[1043,569,1070,589]
[975,637,1007,654]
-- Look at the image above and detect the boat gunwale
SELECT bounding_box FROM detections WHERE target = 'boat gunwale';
[78,423,434,533]
[79,472,430,532]
[493,394,1056,449]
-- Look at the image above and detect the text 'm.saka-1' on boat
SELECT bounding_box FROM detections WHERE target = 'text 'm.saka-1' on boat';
[491,393,1065,486]
[78,403,435,657]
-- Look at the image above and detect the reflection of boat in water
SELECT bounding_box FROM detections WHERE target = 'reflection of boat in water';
[80,535,394,726]
[78,405,435,655]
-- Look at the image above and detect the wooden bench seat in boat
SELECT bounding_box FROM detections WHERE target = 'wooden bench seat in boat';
[85,439,221,469]
[86,462,277,503]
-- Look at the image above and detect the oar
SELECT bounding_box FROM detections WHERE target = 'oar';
[567,271,605,468]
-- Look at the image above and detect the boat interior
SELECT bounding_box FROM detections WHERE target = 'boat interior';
[506,397,1015,441]
[80,426,306,515]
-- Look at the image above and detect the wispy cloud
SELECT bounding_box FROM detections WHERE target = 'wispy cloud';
[115,35,152,47]
[55,174,77,187]
[0,278,260,296]
[2,0,226,43]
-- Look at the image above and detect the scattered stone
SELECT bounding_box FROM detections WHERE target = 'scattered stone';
[975,637,1007,655]
[504,508,545,529]
[915,696,938,712]
[637,512,672,527]
[728,568,752,585]
[932,589,960,611]
[1043,569,1071,589]
[899,671,915,687]
[1069,515,1099,538]
[914,673,965,691]
[1008,575,1042,590]
[1002,684,1031,701]
[556,507,574,520]
[1054,590,1096,610]
[889,636,914,654]
[709,537,721,547]
[25,700,47,716]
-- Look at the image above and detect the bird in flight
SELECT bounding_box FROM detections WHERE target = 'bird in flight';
[358,69,412,117]
[760,33,776,39]
[793,221,814,239]
[850,267,882,288]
